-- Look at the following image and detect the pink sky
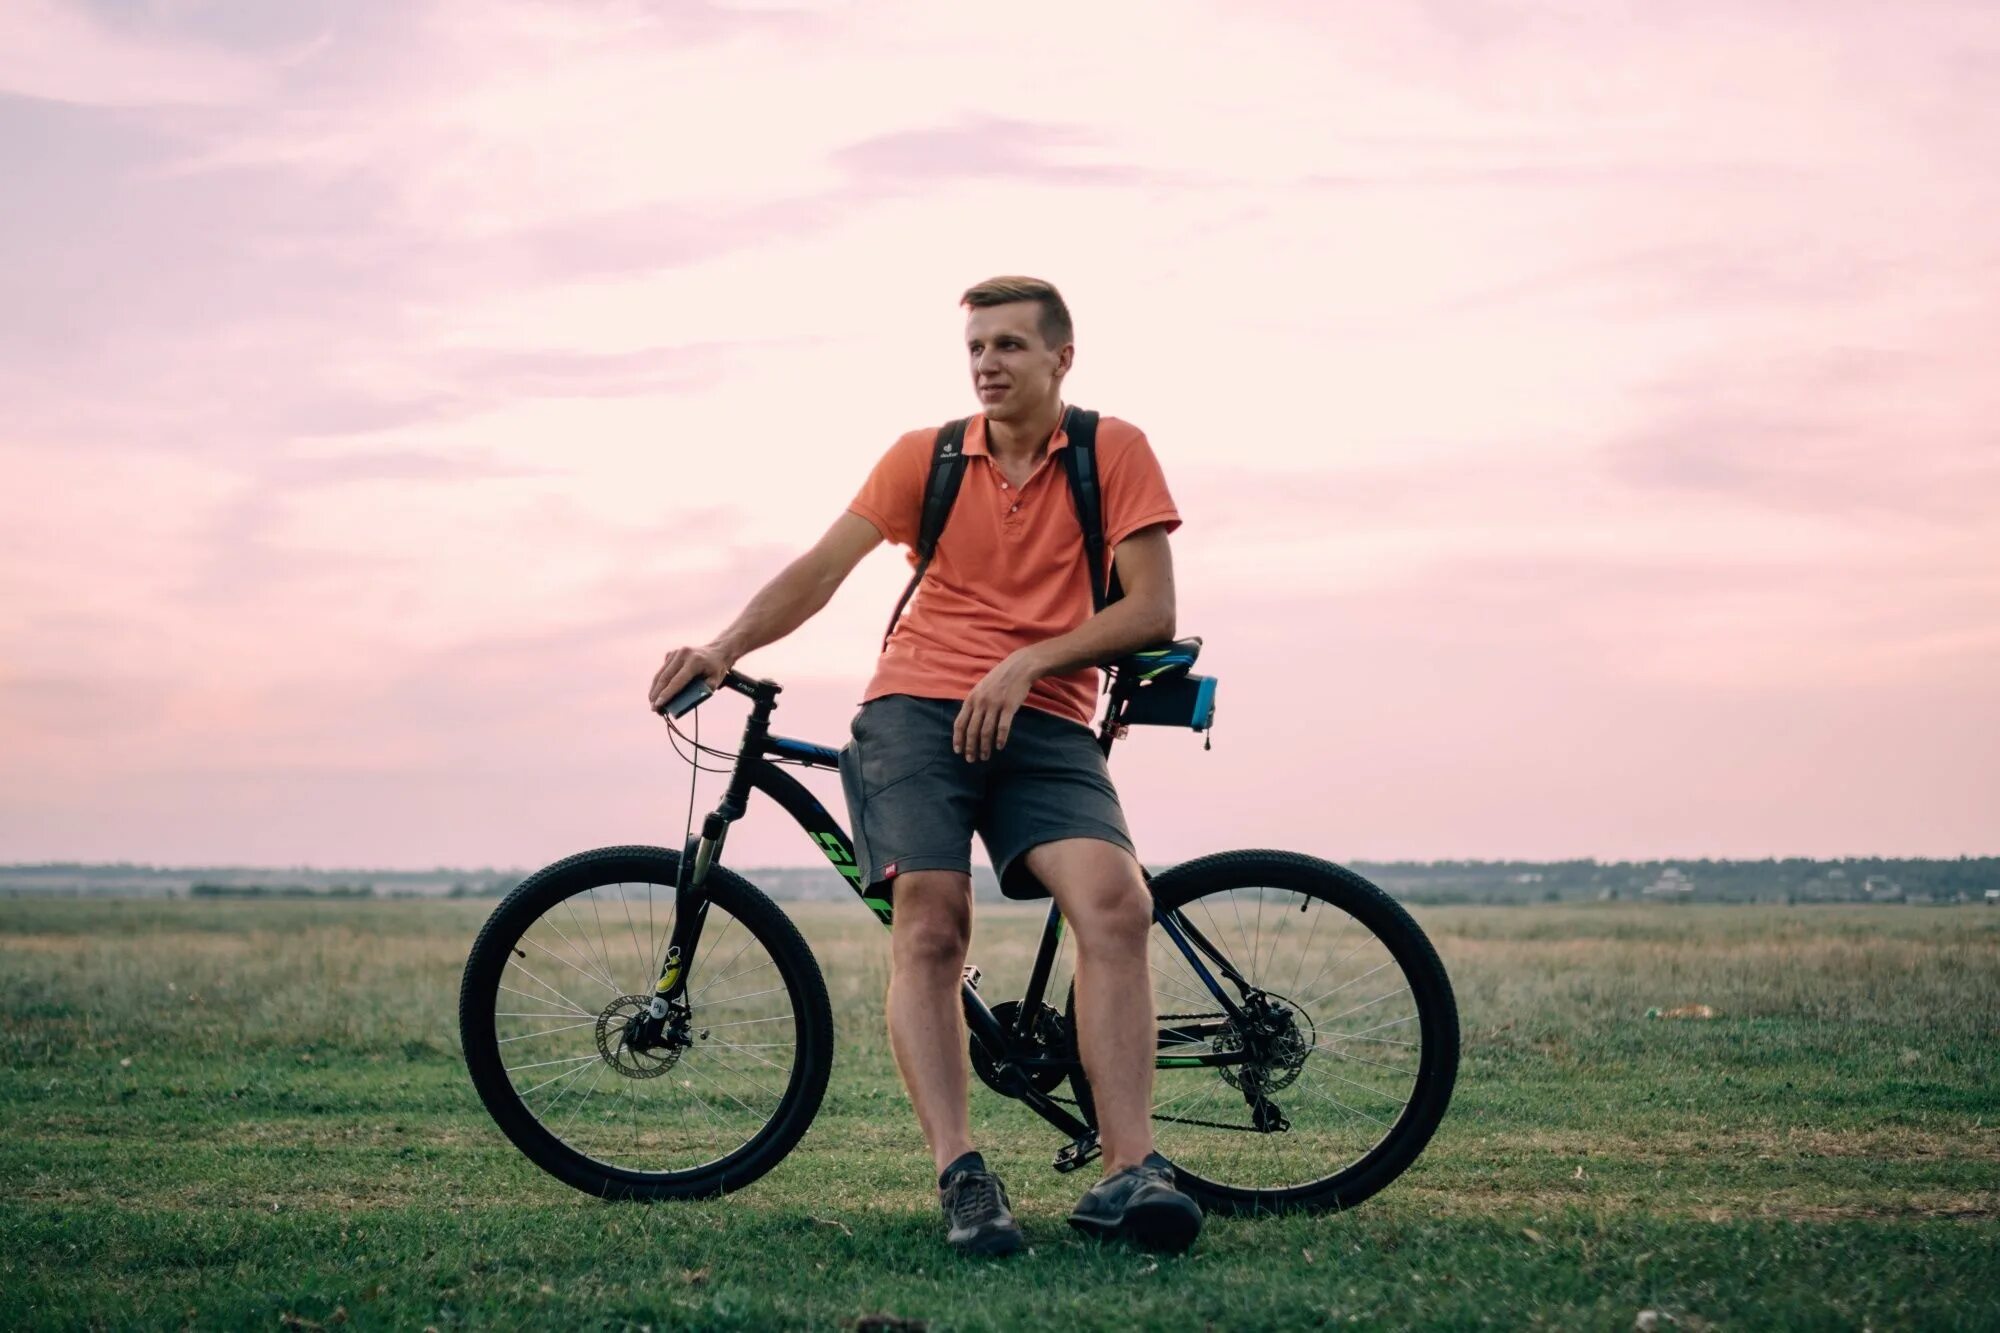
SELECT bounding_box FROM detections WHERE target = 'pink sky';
[2,0,1995,869]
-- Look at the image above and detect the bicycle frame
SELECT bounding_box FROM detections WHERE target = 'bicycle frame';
[652,671,1259,1157]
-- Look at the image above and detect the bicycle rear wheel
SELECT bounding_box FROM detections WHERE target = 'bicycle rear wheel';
[459,845,833,1200]
[1070,850,1458,1214]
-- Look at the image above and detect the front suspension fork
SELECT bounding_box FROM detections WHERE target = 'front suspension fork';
[639,816,727,1032]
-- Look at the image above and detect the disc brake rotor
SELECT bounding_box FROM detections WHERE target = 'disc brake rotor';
[596,994,683,1079]
[1213,993,1314,1093]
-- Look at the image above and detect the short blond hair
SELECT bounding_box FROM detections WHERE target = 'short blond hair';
[960,275,1073,349]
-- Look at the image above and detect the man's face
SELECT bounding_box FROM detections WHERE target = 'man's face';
[965,302,1070,423]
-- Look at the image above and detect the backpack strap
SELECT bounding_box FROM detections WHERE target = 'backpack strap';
[879,418,971,652]
[1057,407,1123,613]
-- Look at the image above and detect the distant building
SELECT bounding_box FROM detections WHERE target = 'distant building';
[1985,889,1999,906]
[1642,867,1695,898]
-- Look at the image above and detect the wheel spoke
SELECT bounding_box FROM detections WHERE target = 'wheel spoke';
[517,936,618,1004]
[1298,959,1399,1012]
[505,1051,602,1075]
[496,985,590,1017]
[1305,1062,1412,1107]
[1294,935,1380,1012]
[687,918,756,1002]
[1316,983,1411,1026]
[688,953,775,1004]
[549,904,620,993]
[514,1056,601,1099]
[615,881,651,996]
[677,1050,783,1119]
[503,960,593,1017]
[498,1019,598,1043]
[702,1014,795,1031]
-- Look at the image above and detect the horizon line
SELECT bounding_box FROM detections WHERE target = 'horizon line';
[5,852,1996,875]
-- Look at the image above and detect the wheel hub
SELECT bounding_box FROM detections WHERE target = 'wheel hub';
[1213,992,1313,1093]
[596,994,684,1079]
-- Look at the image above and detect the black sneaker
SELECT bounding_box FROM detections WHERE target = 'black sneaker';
[1068,1152,1203,1253]
[938,1152,1023,1257]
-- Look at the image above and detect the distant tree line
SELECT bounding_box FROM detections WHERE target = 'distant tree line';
[189,883,376,899]
[1348,857,1999,905]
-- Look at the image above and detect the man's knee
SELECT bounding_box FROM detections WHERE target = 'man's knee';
[1074,886,1152,954]
[889,870,973,973]
[1031,841,1152,951]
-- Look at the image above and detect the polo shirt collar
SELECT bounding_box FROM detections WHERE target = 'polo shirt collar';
[963,407,1071,458]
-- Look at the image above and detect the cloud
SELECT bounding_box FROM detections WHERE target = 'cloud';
[834,118,1167,187]
[502,193,858,282]
[0,0,275,107]
[1604,346,2000,523]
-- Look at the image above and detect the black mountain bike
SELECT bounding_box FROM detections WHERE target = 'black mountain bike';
[459,639,1459,1213]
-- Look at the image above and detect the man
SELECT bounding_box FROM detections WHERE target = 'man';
[647,276,1202,1256]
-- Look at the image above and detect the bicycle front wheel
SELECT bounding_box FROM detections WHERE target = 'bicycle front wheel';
[1071,850,1459,1214]
[459,845,833,1200]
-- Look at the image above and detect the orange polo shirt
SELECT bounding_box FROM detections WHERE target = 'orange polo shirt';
[847,412,1182,726]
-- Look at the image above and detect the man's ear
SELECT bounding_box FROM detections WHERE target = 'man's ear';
[1056,344,1075,377]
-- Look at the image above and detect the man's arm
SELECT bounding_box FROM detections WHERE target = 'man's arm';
[648,511,882,711]
[1024,524,1177,677]
[951,524,1177,759]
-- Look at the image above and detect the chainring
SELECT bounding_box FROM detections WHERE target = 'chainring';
[969,999,1071,1096]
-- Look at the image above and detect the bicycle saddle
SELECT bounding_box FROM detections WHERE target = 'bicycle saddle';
[1108,636,1203,684]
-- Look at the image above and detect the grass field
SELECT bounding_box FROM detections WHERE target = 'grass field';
[2,894,1996,1330]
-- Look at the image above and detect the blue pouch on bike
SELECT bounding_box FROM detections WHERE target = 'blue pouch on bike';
[1119,673,1216,731]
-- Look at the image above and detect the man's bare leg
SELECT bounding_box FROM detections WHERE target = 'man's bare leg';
[1025,838,1158,1173]
[884,869,977,1175]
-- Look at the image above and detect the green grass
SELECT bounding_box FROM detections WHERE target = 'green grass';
[2,897,1996,1330]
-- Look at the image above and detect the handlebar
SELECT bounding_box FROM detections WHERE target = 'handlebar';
[654,669,781,720]
[655,675,713,719]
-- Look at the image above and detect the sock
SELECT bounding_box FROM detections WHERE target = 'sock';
[938,1150,986,1189]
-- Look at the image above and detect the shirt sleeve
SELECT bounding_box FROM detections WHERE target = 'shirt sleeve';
[1099,420,1183,549]
[847,428,933,549]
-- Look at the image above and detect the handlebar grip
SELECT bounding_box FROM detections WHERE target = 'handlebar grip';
[657,676,715,719]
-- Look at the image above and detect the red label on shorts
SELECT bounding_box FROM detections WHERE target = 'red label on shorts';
[883,861,898,878]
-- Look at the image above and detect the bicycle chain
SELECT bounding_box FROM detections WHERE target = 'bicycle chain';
[1044,1089,1269,1134]
[1050,1011,1278,1133]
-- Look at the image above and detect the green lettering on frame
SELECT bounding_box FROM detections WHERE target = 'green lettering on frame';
[812,831,863,884]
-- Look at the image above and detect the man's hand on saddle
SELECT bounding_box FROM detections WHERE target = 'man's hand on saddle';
[649,644,733,714]
[954,649,1043,761]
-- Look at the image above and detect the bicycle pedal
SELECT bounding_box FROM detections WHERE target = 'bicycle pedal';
[1053,1131,1101,1174]
[961,964,982,989]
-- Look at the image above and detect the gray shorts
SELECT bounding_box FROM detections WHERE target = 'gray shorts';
[838,693,1136,900]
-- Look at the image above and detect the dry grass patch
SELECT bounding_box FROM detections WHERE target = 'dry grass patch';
[1456,1125,2000,1163]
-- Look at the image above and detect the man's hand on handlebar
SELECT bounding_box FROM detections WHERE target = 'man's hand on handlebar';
[649,644,733,714]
